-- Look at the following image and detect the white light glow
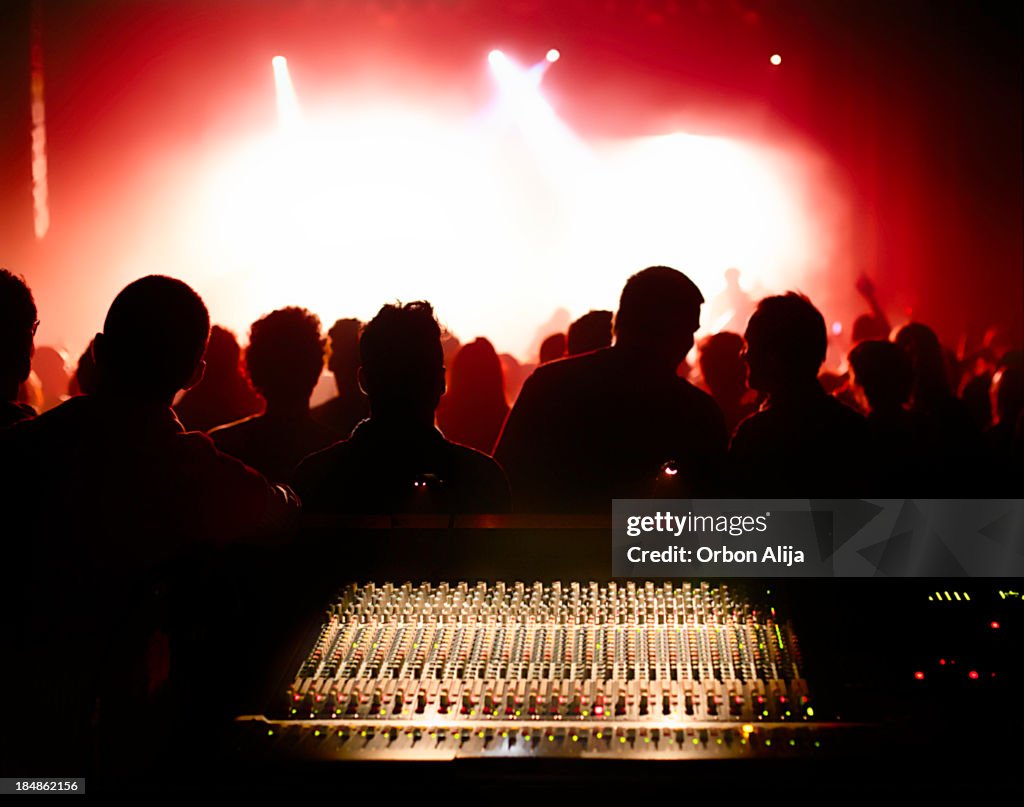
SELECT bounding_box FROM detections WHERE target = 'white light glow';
[103,55,846,362]
[187,109,830,358]
[272,55,301,131]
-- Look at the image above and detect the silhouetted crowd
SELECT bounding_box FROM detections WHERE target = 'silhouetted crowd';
[1,264,1021,778]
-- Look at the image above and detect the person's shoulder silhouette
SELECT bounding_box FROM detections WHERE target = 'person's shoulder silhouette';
[311,317,369,439]
[293,301,510,514]
[495,266,728,512]
[174,325,262,432]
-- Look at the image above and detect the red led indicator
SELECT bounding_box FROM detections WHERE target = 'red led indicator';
[968,671,979,680]
[990,621,1000,629]
[914,671,925,681]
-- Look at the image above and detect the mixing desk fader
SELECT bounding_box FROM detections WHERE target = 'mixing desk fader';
[239,581,847,759]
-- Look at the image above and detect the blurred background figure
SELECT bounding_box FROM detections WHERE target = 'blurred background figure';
[211,307,339,481]
[567,310,613,356]
[311,318,369,439]
[31,345,70,413]
[707,267,754,334]
[848,339,919,494]
[822,273,891,405]
[174,325,262,432]
[539,332,566,364]
[850,274,891,345]
[67,338,98,397]
[894,322,985,494]
[499,352,532,404]
[697,331,757,436]
[437,337,509,454]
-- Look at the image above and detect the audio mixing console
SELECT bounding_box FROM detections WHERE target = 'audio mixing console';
[238,581,849,759]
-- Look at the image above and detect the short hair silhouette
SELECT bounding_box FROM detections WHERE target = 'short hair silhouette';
[744,293,826,390]
[0,268,38,393]
[97,275,209,400]
[539,332,566,364]
[849,340,912,412]
[246,307,325,404]
[327,318,361,377]
[359,301,444,414]
[567,310,613,356]
[614,266,704,357]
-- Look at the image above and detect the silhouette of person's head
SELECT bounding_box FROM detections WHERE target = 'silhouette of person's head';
[614,266,704,366]
[326,318,361,388]
[448,338,506,406]
[204,326,243,381]
[359,301,444,424]
[724,267,740,290]
[246,307,325,410]
[848,340,912,414]
[0,268,38,400]
[894,322,951,404]
[851,314,889,345]
[698,332,748,400]
[69,338,98,397]
[567,310,613,356]
[744,293,826,395]
[539,333,566,364]
[94,275,210,402]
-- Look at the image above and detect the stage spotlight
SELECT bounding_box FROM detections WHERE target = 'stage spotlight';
[271,55,301,131]
[770,53,782,66]
[488,49,505,66]
[546,49,560,63]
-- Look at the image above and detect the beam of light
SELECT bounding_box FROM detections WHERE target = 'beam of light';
[272,55,301,132]
[770,53,782,66]
[30,0,49,239]
[546,49,560,63]
[485,49,593,190]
